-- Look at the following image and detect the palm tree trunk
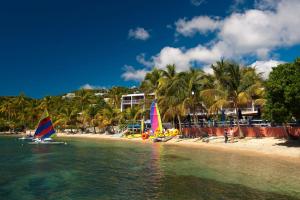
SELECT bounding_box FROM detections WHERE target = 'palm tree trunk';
[172,117,175,128]
[235,105,244,138]
[282,123,290,139]
[8,109,12,133]
[177,114,182,134]
[193,104,198,127]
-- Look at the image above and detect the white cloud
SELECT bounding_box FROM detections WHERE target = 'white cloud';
[218,1,300,57]
[157,0,300,70]
[175,16,221,37]
[121,65,149,81]
[250,60,284,79]
[153,45,222,71]
[126,0,297,79]
[190,0,206,7]
[128,27,150,40]
[136,53,154,68]
[80,84,104,90]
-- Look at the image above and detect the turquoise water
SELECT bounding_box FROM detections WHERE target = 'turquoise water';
[0,136,300,200]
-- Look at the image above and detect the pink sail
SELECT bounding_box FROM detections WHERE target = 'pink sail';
[150,100,163,135]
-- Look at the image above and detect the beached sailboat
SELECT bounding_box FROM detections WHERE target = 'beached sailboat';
[28,110,66,144]
[150,100,179,142]
[150,100,163,136]
[150,100,170,142]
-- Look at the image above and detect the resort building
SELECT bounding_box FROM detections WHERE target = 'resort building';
[62,93,76,99]
[120,93,155,112]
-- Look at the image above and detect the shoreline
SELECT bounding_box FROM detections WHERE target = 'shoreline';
[1,132,299,161]
[55,133,300,161]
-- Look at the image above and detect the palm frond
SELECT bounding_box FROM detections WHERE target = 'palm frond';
[254,98,267,106]
[237,92,251,105]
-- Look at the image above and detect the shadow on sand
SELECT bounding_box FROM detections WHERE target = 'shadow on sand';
[275,139,300,147]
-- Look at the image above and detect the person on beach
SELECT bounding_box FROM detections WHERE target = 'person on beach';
[224,128,228,143]
[229,128,234,143]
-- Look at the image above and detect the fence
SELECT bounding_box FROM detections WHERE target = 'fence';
[181,127,300,138]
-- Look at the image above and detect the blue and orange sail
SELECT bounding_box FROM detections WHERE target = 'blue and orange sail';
[150,100,163,135]
[34,110,56,139]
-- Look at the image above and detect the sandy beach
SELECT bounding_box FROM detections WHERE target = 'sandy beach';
[56,133,300,160]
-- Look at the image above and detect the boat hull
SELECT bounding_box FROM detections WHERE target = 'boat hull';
[153,136,173,142]
[28,141,67,145]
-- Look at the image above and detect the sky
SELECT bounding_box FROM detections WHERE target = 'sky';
[0,0,299,98]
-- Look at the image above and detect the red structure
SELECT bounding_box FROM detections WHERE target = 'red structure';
[182,127,300,138]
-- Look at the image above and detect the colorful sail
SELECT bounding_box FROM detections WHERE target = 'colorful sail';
[34,110,56,139]
[150,100,163,134]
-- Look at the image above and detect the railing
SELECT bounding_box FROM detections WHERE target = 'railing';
[223,108,256,114]
[179,119,271,128]
[122,100,143,104]
[122,100,131,104]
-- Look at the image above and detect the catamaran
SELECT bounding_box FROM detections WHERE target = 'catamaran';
[28,110,66,145]
[149,100,175,142]
[18,135,34,141]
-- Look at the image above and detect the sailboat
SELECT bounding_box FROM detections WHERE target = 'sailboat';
[150,100,179,142]
[150,100,163,136]
[150,100,169,142]
[29,110,66,145]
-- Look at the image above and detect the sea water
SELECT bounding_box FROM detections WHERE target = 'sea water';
[0,136,299,200]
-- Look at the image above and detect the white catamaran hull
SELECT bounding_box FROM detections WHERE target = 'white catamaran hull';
[28,138,67,145]
[28,141,67,145]
[18,136,34,141]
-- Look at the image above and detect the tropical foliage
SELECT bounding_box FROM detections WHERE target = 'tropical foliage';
[264,59,300,123]
[0,58,299,134]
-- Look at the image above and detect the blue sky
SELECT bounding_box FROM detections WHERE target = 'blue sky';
[0,0,299,98]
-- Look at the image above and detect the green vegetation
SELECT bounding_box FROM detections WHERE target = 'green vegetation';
[0,59,299,133]
[264,59,300,124]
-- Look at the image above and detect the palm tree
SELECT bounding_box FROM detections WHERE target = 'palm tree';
[26,99,41,129]
[178,68,207,124]
[85,105,102,134]
[56,106,78,133]
[157,64,188,133]
[158,64,177,95]
[159,95,186,132]
[99,105,122,134]
[140,67,163,97]
[201,60,263,138]
[38,96,52,111]
[76,89,95,113]
[107,87,130,109]
[0,99,17,132]
[14,93,28,129]
[75,89,97,131]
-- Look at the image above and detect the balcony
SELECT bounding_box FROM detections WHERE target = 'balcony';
[122,99,144,104]
[225,108,257,116]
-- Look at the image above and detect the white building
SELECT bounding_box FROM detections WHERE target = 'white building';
[62,93,76,99]
[120,93,155,112]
